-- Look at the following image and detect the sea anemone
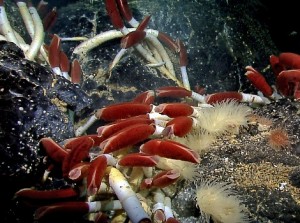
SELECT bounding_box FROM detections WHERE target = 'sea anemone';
[156,157,200,181]
[196,101,251,136]
[196,180,250,223]
[267,127,290,149]
[173,131,216,154]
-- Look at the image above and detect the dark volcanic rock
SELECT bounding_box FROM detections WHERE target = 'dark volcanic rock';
[0,41,92,222]
[0,41,91,179]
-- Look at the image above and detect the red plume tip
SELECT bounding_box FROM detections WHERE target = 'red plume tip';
[48,34,61,68]
[70,59,82,84]
[121,30,146,49]
[116,0,133,21]
[105,0,124,29]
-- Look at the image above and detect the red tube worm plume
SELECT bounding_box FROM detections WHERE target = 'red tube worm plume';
[120,30,146,49]
[105,0,124,29]
[97,115,152,138]
[48,34,61,75]
[131,86,193,104]
[60,51,71,80]
[34,202,89,221]
[157,32,179,53]
[162,116,193,137]
[156,86,192,98]
[153,209,165,222]
[178,40,188,66]
[118,153,158,167]
[70,59,82,84]
[59,51,70,73]
[136,15,151,31]
[68,162,90,181]
[14,187,79,201]
[26,0,33,7]
[62,136,94,177]
[115,0,133,21]
[276,69,300,97]
[279,52,300,69]
[36,0,49,18]
[270,55,284,78]
[96,102,152,121]
[267,127,290,149]
[245,66,273,97]
[87,155,108,196]
[42,7,58,32]
[69,134,104,147]
[100,123,156,153]
[154,103,194,117]
[131,90,155,104]
[39,137,67,163]
[140,169,181,189]
[140,139,200,163]
[205,92,243,104]
[64,135,95,154]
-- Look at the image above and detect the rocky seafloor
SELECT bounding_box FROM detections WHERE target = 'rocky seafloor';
[174,99,300,223]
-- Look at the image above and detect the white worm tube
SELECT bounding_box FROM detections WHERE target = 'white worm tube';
[109,48,127,71]
[87,200,123,212]
[164,197,175,220]
[153,189,166,221]
[241,92,271,105]
[75,114,98,136]
[73,28,183,86]
[16,1,34,38]
[145,32,176,77]
[191,91,206,103]
[180,66,191,90]
[0,3,20,46]
[108,167,151,223]
[26,4,44,60]
[73,29,125,56]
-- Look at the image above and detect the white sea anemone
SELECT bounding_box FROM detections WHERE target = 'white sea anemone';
[195,100,251,136]
[173,131,216,154]
[156,157,200,181]
[196,180,250,223]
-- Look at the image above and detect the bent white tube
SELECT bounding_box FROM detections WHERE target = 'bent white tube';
[16,1,35,38]
[73,28,159,56]
[145,32,176,77]
[73,29,125,56]
[109,48,127,71]
[73,28,182,86]
[108,167,151,223]
[0,4,20,46]
[26,5,45,60]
